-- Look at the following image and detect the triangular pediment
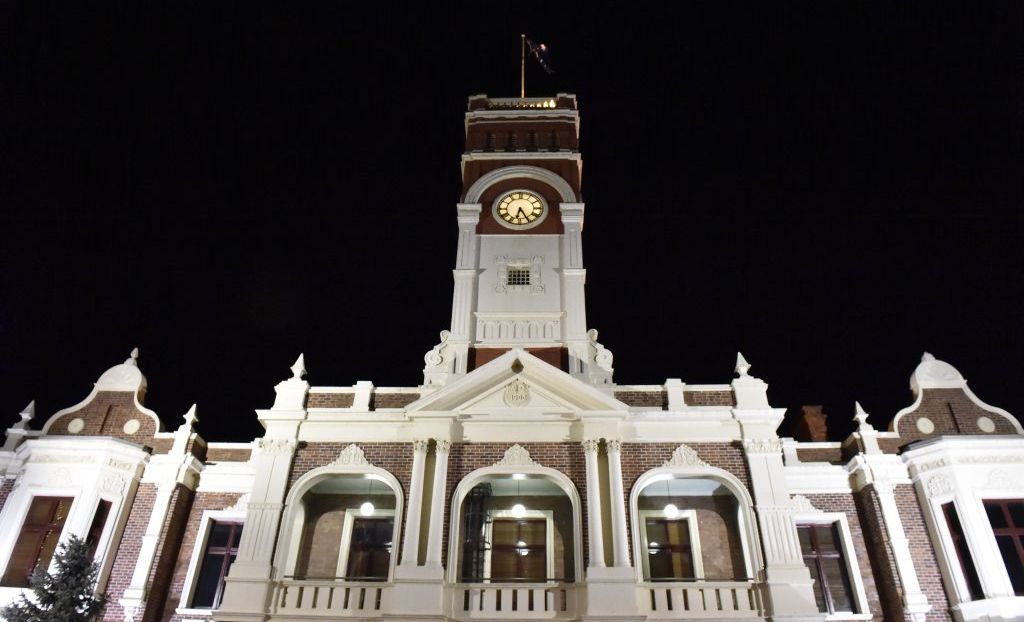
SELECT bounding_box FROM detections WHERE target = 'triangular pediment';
[405,349,627,417]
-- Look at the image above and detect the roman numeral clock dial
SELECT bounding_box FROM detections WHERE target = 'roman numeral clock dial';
[494,191,547,229]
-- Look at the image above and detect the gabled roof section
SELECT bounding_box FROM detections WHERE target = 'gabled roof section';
[406,348,627,415]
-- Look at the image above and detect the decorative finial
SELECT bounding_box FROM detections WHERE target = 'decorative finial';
[922,352,935,362]
[735,352,751,377]
[853,401,871,428]
[19,400,35,425]
[126,347,140,366]
[182,403,198,427]
[290,353,307,380]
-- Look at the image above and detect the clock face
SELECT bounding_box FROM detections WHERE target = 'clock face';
[496,191,545,226]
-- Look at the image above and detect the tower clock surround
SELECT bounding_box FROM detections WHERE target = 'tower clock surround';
[492,189,549,229]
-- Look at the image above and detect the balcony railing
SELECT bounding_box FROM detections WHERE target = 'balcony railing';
[450,582,577,619]
[639,581,763,618]
[274,579,388,617]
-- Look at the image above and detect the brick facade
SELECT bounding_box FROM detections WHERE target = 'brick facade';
[161,492,243,622]
[47,391,161,442]
[895,484,953,622]
[804,493,884,620]
[442,443,588,569]
[287,442,414,563]
[103,484,158,622]
[619,442,753,566]
[895,388,1017,443]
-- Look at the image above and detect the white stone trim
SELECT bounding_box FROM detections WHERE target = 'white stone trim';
[462,165,577,204]
[482,509,555,580]
[275,462,405,584]
[792,510,872,617]
[636,509,704,580]
[445,460,584,584]
[176,506,246,612]
[0,437,147,607]
[628,466,762,584]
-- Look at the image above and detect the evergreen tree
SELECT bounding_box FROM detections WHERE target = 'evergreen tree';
[1,535,106,622]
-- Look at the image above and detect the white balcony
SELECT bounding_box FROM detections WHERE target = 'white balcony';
[273,579,389,618]
[639,581,763,618]
[449,583,578,619]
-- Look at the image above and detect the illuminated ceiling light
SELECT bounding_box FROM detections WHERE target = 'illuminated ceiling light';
[512,473,527,480]
[663,503,679,519]
[511,503,527,518]
[360,501,375,516]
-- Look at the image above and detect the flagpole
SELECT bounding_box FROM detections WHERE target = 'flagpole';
[520,34,526,98]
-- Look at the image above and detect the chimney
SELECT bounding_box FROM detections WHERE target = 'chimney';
[793,405,829,442]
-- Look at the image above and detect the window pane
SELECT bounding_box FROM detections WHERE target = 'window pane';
[816,526,838,553]
[810,567,827,612]
[346,518,393,581]
[209,523,234,548]
[1009,502,1024,528]
[0,497,74,587]
[647,518,695,580]
[942,502,983,601]
[821,557,855,612]
[987,503,1008,529]
[192,554,225,608]
[996,536,1024,595]
[798,525,812,550]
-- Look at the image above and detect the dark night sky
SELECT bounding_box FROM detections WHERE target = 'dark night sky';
[2,3,1022,442]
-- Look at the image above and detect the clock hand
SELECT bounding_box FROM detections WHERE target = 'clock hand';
[515,206,528,219]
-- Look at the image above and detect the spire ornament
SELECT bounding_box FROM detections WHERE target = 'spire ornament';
[735,352,751,377]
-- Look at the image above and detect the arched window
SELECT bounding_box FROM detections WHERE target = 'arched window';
[280,469,403,583]
[632,472,758,583]
[451,467,581,584]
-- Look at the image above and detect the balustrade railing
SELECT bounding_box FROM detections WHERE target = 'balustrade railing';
[274,579,388,617]
[639,581,762,618]
[450,582,577,619]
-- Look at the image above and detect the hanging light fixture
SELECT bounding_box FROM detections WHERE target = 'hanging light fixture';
[511,475,527,518]
[663,477,678,519]
[361,475,376,516]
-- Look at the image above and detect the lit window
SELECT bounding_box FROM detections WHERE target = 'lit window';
[984,499,1024,595]
[643,514,702,581]
[191,521,242,608]
[1,496,73,587]
[457,475,574,583]
[797,523,858,615]
[288,474,398,582]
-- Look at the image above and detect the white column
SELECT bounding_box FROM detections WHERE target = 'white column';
[605,440,630,567]
[582,439,605,568]
[424,440,451,569]
[400,439,430,567]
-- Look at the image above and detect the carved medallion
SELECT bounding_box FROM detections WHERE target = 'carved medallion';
[503,379,531,407]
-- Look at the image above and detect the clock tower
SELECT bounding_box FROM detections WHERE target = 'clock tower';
[422,93,614,388]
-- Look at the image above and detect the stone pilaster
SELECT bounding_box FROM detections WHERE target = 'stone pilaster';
[424,439,451,571]
[606,440,630,568]
[399,439,430,569]
[582,439,605,569]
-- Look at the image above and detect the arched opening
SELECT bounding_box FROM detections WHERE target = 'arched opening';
[454,473,579,584]
[287,473,399,582]
[633,473,757,583]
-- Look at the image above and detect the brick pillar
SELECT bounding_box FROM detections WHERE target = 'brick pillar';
[118,453,200,622]
[850,455,931,622]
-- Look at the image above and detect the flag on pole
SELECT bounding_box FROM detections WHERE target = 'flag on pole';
[525,38,555,74]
